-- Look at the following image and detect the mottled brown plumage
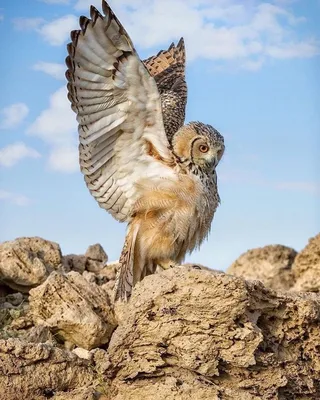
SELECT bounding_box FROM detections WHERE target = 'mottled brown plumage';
[66,1,225,302]
[143,39,187,143]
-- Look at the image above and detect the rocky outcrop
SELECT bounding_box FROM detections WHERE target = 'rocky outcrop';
[0,237,64,292]
[108,267,320,399]
[1,234,320,399]
[227,244,297,291]
[63,243,108,274]
[0,339,99,400]
[29,271,117,350]
[291,233,320,292]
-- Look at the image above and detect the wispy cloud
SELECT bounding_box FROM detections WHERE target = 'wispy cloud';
[27,86,78,173]
[33,61,66,80]
[0,142,41,167]
[0,190,32,206]
[275,181,320,195]
[0,103,29,130]
[13,17,45,31]
[13,15,78,46]
[39,15,78,46]
[220,166,320,196]
[74,0,319,70]
[12,1,320,68]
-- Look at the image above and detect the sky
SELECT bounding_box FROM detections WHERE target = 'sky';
[0,0,319,270]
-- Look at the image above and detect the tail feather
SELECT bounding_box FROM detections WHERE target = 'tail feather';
[114,223,138,301]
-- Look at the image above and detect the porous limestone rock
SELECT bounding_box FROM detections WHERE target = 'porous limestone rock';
[63,244,108,274]
[0,339,99,400]
[29,271,117,350]
[0,237,63,292]
[227,244,297,291]
[292,233,320,292]
[108,267,320,399]
[85,244,108,273]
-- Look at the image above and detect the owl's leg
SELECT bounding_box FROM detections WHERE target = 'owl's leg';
[158,260,178,270]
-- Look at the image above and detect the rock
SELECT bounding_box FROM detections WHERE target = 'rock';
[0,237,63,292]
[0,338,98,399]
[108,267,320,399]
[53,387,101,400]
[227,244,297,291]
[63,254,87,273]
[85,244,108,264]
[5,292,24,306]
[22,325,56,344]
[83,270,98,284]
[72,347,91,360]
[85,243,108,274]
[291,233,320,292]
[29,271,117,350]
[63,244,108,274]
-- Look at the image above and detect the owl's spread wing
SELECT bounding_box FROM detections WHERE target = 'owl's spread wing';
[66,1,174,222]
[143,39,187,141]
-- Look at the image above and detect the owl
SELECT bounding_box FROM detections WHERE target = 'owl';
[66,1,225,301]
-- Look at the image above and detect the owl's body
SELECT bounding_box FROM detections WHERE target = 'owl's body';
[66,1,225,301]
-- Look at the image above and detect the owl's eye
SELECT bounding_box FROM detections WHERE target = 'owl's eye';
[199,144,209,153]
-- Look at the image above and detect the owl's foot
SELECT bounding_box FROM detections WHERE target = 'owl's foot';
[158,260,177,270]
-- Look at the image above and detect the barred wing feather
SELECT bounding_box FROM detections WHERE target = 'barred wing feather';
[66,1,173,222]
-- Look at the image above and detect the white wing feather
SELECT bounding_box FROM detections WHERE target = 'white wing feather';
[66,1,175,222]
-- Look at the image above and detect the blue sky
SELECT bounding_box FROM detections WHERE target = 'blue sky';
[0,0,319,269]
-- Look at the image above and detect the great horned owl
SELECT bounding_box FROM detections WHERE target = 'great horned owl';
[66,1,225,301]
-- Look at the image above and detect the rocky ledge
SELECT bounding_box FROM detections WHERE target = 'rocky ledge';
[0,234,320,399]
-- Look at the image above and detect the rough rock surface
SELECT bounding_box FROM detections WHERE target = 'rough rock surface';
[292,234,320,292]
[109,267,320,399]
[0,338,99,400]
[0,237,63,292]
[227,244,297,291]
[29,271,117,350]
[1,235,320,399]
[63,244,108,275]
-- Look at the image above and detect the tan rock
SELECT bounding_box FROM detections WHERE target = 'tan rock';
[29,271,117,350]
[291,233,320,292]
[227,244,296,291]
[63,254,87,273]
[109,267,320,399]
[0,338,98,400]
[85,244,108,263]
[0,237,63,292]
[79,243,109,274]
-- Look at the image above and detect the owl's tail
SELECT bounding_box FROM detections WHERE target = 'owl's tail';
[114,222,154,302]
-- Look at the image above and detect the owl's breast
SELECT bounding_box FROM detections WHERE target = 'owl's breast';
[173,173,219,261]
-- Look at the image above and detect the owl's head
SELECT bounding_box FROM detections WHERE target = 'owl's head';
[172,121,224,171]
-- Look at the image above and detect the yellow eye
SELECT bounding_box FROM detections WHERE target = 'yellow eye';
[199,144,209,153]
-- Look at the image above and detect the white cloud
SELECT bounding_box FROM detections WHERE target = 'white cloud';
[275,181,320,195]
[33,61,66,80]
[0,15,4,22]
[39,15,78,46]
[0,142,41,167]
[72,0,319,70]
[27,86,76,145]
[27,86,79,173]
[13,15,78,46]
[0,103,29,130]
[11,1,319,67]
[0,190,31,206]
[48,146,79,173]
[13,17,45,31]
